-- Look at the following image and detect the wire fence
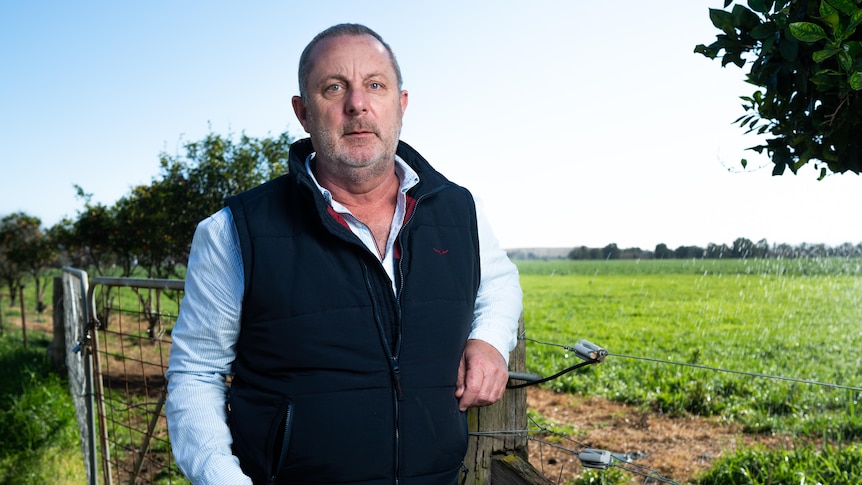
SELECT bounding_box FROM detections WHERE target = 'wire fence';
[64,269,187,485]
[61,268,678,484]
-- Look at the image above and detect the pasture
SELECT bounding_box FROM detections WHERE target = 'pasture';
[518,257,862,482]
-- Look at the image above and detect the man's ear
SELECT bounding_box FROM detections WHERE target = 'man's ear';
[292,96,311,133]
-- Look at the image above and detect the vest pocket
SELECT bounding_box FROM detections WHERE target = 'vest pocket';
[266,398,294,484]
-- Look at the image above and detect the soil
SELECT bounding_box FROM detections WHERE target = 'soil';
[526,387,793,484]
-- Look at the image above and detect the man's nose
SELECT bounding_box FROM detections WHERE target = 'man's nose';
[345,88,368,115]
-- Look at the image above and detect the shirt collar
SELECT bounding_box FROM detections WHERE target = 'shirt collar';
[304,153,420,204]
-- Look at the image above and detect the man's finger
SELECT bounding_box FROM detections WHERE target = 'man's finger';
[455,354,467,399]
[458,363,483,411]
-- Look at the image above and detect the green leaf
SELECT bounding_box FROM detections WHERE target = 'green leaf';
[751,22,777,39]
[819,0,839,18]
[819,12,841,36]
[845,41,862,58]
[734,114,754,124]
[772,161,786,175]
[741,158,749,169]
[748,0,772,13]
[850,71,862,90]
[847,9,862,36]
[710,8,736,35]
[762,34,776,52]
[839,51,853,71]
[824,0,858,16]
[694,44,717,58]
[779,38,799,60]
[732,4,762,30]
[789,22,828,42]
[813,48,841,62]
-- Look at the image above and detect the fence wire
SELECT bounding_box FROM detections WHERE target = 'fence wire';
[86,275,186,485]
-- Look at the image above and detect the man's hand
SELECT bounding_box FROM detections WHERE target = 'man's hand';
[455,339,509,411]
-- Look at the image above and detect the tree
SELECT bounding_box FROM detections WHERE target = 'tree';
[51,186,119,276]
[568,246,590,259]
[655,243,674,259]
[695,0,862,178]
[76,130,295,279]
[706,242,731,258]
[674,245,706,259]
[602,243,621,260]
[0,230,25,306]
[148,130,293,275]
[731,237,756,258]
[113,177,190,279]
[0,212,56,312]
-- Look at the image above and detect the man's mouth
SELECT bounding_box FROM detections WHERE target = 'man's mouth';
[343,122,377,137]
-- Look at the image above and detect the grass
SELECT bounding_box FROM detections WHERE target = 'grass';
[517,258,862,483]
[0,331,84,485]
[696,445,862,484]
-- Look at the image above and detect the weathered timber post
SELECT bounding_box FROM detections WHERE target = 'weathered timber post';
[47,277,66,371]
[20,286,27,348]
[463,314,547,484]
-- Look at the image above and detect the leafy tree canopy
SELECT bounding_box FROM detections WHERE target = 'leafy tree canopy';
[0,212,54,309]
[695,0,862,178]
[74,130,293,278]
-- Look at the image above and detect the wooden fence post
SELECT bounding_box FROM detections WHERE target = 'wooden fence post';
[463,314,547,484]
[20,286,27,348]
[47,277,66,371]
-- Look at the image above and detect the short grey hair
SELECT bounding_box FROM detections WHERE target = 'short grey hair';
[297,23,403,101]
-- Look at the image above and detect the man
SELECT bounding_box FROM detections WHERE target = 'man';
[165,23,522,484]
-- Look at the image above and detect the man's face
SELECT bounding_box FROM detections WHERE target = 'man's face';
[293,34,408,177]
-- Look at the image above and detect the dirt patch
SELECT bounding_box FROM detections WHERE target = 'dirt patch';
[526,387,793,483]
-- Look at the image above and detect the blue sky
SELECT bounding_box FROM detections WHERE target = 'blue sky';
[1,1,859,250]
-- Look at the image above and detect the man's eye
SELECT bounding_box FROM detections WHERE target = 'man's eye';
[326,84,342,92]
[369,82,382,89]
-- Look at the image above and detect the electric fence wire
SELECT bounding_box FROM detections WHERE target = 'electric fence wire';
[519,334,862,393]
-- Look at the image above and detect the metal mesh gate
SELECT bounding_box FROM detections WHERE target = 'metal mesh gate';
[64,268,187,485]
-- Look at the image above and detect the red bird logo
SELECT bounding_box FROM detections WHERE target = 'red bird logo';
[433,248,449,255]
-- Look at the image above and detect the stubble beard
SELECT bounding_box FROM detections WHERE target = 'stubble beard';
[312,117,402,186]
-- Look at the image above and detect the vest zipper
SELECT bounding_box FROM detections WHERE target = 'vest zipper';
[267,401,294,484]
[361,260,402,483]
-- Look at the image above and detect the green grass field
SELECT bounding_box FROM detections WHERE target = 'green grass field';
[519,258,862,483]
[519,259,862,435]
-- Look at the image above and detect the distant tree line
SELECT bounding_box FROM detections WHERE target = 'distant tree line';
[0,130,292,312]
[564,238,862,261]
[506,239,862,261]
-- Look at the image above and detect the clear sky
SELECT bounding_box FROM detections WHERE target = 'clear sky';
[1,1,859,250]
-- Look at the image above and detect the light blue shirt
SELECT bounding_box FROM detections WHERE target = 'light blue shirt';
[165,155,523,484]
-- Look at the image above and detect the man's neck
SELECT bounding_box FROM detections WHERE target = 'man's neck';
[312,158,399,208]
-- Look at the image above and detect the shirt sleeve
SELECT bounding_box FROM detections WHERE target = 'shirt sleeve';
[469,199,523,365]
[165,208,253,484]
